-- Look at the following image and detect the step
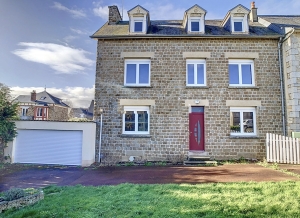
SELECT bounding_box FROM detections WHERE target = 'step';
[188,156,211,161]
[184,160,218,166]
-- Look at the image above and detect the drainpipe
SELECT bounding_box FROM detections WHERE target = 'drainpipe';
[278,28,295,136]
[98,109,103,162]
[278,37,286,136]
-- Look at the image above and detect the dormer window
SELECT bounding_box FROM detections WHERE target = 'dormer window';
[190,19,200,32]
[134,20,143,32]
[222,4,250,34]
[183,5,207,34]
[128,5,150,34]
[233,18,243,32]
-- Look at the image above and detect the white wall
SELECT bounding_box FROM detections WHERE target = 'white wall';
[5,121,96,167]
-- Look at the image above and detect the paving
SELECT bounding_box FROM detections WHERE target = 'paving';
[1,164,300,191]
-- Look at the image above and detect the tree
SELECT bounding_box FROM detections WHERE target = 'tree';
[0,83,18,162]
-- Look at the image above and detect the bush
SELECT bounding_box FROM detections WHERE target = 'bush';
[2,188,26,201]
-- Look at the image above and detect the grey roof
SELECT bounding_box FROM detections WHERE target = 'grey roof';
[91,19,281,38]
[259,15,300,34]
[15,91,69,107]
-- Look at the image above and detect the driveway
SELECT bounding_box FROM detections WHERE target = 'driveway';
[1,164,300,191]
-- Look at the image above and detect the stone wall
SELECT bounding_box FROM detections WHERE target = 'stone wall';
[94,38,283,163]
[48,106,69,121]
[283,32,300,136]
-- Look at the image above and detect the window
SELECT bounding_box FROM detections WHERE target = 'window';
[36,108,46,117]
[230,107,256,136]
[124,59,150,86]
[123,106,149,134]
[134,21,143,32]
[229,60,254,86]
[233,19,243,32]
[191,19,200,32]
[186,59,206,86]
[21,107,28,116]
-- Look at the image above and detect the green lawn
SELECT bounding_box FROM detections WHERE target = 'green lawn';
[2,181,300,218]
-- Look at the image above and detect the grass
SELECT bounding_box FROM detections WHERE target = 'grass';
[2,181,300,218]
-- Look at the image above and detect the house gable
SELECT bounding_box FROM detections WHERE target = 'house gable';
[127,5,150,34]
[183,4,207,34]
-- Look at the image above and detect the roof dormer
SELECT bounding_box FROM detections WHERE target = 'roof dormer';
[128,5,150,34]
[183,4,206,34]
[222,4,250,34]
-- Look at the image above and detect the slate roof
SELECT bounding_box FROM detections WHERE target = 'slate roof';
[259,15,300,34]
[91,19,281,38]
[15,91,69,107]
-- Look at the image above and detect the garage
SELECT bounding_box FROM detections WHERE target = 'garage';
[14,129,83,165]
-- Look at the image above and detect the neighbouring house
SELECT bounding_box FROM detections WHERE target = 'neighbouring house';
[71,100,94,120]
[257,15,300,136]
[15,90,69,121]
[91,3,285,163]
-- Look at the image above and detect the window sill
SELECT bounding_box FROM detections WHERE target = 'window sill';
[228,86,259,89]
[186,86,209,89]
[230,135,260,139]
[123,86,153,88]
[121,134,151,138]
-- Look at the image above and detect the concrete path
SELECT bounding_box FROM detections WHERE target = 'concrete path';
[1,164,299,191]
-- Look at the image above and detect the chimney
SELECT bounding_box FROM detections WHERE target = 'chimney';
[31,90,36,101]
[250,2,258,22]
[108,5,122,25]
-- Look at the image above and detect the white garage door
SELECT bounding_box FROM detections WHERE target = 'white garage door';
[14,129,82,165]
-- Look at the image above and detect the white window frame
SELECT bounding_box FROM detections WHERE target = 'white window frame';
[134,20,143,32]
[190,18,201,32]
[36,107,47,117]
[186,59,206,86]
[124,59,151,86]
[21,106,29,116]
[123,106,150,135]
[230,107,256,136]
[233,18,243,32]
[228,59,255,86]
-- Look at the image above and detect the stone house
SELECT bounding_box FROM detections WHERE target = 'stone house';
[257,15,300,136]
[15,90,69,121]
[91,3,284,163]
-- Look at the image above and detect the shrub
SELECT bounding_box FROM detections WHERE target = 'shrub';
[3,188,26,201]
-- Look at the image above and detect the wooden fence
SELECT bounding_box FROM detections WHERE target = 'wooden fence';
[266,133,300,164]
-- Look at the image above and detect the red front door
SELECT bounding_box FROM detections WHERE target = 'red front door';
[189,112,205,151]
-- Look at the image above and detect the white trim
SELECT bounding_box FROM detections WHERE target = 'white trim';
[124,59,151,86]
[123,106,149,135]
[228,59,255,86]
[186,59,206,86]
[231,14,249,33]
[230,107,256,136]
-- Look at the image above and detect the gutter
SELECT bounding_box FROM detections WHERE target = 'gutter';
[90,34,282,40]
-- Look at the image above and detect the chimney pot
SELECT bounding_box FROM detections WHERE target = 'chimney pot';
[250,2,258,22]
[31,90,36,101]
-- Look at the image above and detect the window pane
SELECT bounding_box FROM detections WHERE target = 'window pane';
[234,21,243,31]
[191,21,199,31]
[125,111,135,131]
[230,111,241,133]
[138,111,148,131]
[187,64,194,84]
[134,22,143,32]
[197,64,204,84]
[229,64,239,84]
[243,112,253,133]
[191,106,204,113]
[241,64,252,84]
[126,64,136,83]
[139,64,149,84]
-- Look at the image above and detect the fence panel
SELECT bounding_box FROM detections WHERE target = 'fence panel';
[266,133,300,164]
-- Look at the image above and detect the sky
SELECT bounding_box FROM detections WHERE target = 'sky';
[1,0,300,107]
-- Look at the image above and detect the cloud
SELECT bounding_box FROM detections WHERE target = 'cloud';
[143,3,184,20]
[258,0,300,15]
[70,28,88,35]
[11,86,94,108]
[53,2,86,18]
[12,42,93,74]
